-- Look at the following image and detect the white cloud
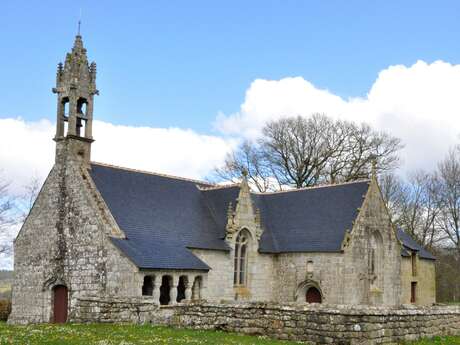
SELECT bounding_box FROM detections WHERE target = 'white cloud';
[2,59,460,269]
[0,118,236,268]
[0,118,236,195]
[216,60,460,173]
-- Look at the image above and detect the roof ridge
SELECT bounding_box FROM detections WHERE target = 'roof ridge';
[252,179,370,195]
[198,183,240,191]
[90,161,215,186]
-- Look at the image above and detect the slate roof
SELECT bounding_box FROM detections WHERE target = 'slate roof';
[90,163,227,270]
[253,182,369,253]
[89,162,433,270]
[396,228,436,260]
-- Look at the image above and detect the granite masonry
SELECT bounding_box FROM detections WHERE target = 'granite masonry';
[163,302,460,345]
[9,34,437,333]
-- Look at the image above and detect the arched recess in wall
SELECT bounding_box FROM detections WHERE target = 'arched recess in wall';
[234,229,252,287]
[294,279,323,303]
[369,230,384,290]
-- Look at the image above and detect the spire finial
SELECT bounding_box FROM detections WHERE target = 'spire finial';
[77,8,82,36]
[242,168,248,179]
[370,155,378,178]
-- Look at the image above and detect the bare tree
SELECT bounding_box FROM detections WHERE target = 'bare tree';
[214,141,282,192]
[380,171,442,249]
[325,123,402,183]
[399,172,441,248]
[437,147,460,252]
[379,173,407,219]
[0,175,14,255]
[0,174,41,257]
[17,176,41,222]
[261,114,337,188]
[214,114,403,190]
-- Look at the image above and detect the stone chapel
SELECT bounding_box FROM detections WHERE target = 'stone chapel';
[9,35,436,324]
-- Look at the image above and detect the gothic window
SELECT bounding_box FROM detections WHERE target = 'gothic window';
[234,230,250,287]
[368,231,383,289]
[370,249,375,275]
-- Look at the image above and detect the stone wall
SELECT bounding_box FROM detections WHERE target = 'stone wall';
[400,257,436,305]
[167,302,460,345]
[273,252,343,304]
[341,178,402,306]
[70,296,158,323]
[9,141,140,324]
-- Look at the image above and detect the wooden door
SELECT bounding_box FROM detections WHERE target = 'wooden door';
[306,287,322,303]
[53,285,68,323]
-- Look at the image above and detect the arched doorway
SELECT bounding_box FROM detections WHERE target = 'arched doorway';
[53,285,68,323]
[306,287,322,303]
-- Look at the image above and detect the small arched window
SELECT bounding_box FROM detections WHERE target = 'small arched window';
[234,230,250,286]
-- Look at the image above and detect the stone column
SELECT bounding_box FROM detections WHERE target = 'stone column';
[56,99,65,138]
[85,100,93,139]
[170,276,178,305]
[185,276,193,301]
[201,275,208,300]
[67,96,77,136]
[152,278,160,305]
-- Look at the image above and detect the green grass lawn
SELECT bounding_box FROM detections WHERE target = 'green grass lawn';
[0,322,304,345]
[407,337,460,345]
[1,322,460,345]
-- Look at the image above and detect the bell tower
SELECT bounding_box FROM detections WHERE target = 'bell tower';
[53,34,98,165]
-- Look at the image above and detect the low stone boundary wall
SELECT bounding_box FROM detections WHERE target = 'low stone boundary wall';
[71,296,159,323]
[165,302,460,345]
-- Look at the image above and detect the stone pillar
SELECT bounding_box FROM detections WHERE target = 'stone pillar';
[185,276,193,301]
[85,100,93,139]
[201,275,208,300]
[170,276,178,305]
[56,99,65,138]
[152,278,160,305]
[67,96,77,136]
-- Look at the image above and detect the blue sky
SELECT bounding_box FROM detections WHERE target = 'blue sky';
[1,1,459,133]
[2,1,460,269]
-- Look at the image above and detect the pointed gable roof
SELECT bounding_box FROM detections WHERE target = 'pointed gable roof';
[89,163,372,269]
[253,181,370,253]
[89,163,229,270]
